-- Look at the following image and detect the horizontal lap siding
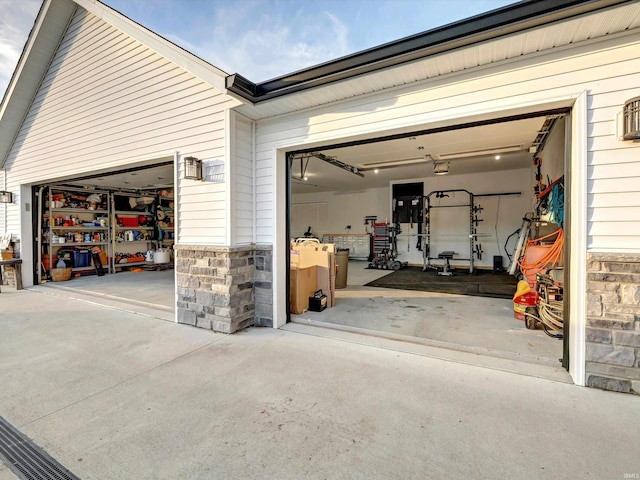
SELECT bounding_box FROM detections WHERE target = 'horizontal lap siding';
[232,113,254,244]
[0,170,5,237]
[254,33,640,249]
[4,7,236,245]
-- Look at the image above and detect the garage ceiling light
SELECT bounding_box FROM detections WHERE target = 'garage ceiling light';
[433,162,449,176]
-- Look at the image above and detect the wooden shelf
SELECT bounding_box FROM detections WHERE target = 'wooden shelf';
[115,226,153,230]
[48,226,108,231]
[50,208,108,213]
[114,210,154,215]
[72,266,97,272]
[114,261,152,268]
[115,240,156,244]
[46,242,109,247]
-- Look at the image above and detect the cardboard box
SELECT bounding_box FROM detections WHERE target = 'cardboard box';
[290,265,317,314]
[291,244,336,308]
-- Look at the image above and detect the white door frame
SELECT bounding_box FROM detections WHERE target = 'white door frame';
[271,92,589,385]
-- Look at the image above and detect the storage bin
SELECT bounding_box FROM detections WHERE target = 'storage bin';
[119,216,139,227]
[73,249,92,268]
[154,249,171,264]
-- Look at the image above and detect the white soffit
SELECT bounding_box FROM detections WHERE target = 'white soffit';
[235,2,640,120]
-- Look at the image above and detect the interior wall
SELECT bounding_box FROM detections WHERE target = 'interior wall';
[292,187,389,240]
[292,168,536,268]
[539,116,566,183]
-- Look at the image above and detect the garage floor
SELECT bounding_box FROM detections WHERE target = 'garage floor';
[42,269,175,310]
[40,261,563,369]
[292,260,564,367]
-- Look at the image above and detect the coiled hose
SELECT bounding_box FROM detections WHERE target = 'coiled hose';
[518,228,564,338]
[516,228,564,283]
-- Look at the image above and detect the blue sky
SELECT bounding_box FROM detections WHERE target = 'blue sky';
[1,0,514,97]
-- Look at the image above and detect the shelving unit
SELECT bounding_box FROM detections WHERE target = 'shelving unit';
[112,194,157,271]
[156,194,175,248]
[39,186,112,281]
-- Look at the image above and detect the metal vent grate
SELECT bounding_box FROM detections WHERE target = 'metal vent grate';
[623,96,640,140]
[0,416,80,480]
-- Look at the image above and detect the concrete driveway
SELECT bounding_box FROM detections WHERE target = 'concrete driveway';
[0,287,639,479]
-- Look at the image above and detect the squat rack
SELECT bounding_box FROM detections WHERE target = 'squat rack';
[422,189,481,274]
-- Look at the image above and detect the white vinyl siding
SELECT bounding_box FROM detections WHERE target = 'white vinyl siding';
[4,7,237,245]
[254,32,640,251]
[231,112,254,245]
[0,170,5,235]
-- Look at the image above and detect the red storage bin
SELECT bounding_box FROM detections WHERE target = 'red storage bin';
[119,216,139,227]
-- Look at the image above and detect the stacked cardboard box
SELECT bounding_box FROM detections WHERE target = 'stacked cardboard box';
[290,265,317,314]
[290,243,337,310]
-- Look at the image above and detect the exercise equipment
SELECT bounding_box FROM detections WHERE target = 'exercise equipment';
[422,189,481,274]
[437,251,456,276]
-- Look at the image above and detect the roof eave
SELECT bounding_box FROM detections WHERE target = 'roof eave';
[0,0,77,169]
[226,0,631,104]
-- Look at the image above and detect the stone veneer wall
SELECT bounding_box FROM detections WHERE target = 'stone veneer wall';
[254,245,273,327]
[175,244,273,333]
[586,252,640,394]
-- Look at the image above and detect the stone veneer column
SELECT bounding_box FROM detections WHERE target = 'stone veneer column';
[253,245,273,327]
[586,252,640,394]
[175,245,256,333]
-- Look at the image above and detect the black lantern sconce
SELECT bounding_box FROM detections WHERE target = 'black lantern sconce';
[184,156,203,180]
[0,191,13,203]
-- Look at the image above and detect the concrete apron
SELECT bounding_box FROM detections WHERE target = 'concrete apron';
[28,265,570,384]
[0,287,637,480]
[35,270,175,322]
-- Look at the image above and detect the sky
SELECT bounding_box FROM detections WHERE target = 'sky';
[0,0,515,98]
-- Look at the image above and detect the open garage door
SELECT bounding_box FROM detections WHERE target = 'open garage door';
[286,109,570,372]
[32,159,176,311]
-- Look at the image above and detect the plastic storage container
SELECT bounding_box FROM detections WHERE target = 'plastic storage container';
[73,249,91,268]
[513,292,539,321]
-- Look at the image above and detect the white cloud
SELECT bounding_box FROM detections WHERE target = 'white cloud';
[0,0,41,97]
[197,3,353,82]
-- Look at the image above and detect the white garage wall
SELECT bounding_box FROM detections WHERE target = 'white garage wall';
[292,187,388,239]
[292,168,534,268]
[3,7,237,245]
[255,32,640,252]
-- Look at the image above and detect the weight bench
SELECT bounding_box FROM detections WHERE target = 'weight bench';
[437,251,456,276]
[0,258,23,292]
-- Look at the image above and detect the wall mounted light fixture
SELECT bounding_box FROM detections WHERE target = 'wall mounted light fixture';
[0,191,13,203]
[184,156,203,180]
[623,96,640,141]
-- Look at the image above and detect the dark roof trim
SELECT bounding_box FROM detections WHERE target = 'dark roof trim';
[226,0,629,104]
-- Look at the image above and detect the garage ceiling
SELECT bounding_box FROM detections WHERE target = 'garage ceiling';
[292,115,550,194]
[61,115,553,193]
[64,163,174,192]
